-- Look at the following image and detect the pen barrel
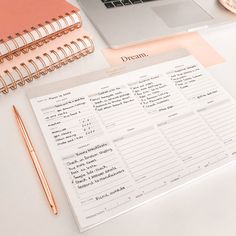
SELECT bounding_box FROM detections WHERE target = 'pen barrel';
[13,105,58,214]
[30,150,58,213]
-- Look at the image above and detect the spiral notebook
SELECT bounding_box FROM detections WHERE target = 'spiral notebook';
[0,0,80,63]
[29,49,236,231]
[0,29,94,94]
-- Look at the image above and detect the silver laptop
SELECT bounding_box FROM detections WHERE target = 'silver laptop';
[78,0,236,48]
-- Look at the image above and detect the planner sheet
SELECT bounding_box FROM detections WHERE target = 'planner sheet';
[29,52,236,231]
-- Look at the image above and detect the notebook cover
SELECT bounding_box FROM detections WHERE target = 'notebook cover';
[0,0,78,42]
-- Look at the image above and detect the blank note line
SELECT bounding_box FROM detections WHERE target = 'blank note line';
[108,118,147,132]
[102,110,144,123]
[174,135,214,152]
[121,143,166,159]
[139,168,183,189]
[161,118,197,132]
[186,151,225,168]
[177,138,216,155]
[168,129,210,145]
[205,115,236,127]
[215,127,236,138]
[84,190,135,212]
[202,106,235,120]
[118,136,161,152]
[120,141,165,157]
[163,125,206,139]
[130,152,173,172]
[134,160,178,179]
[136,164,181,184]
[211,123,236,133]
[116,133,158,148]
[183,146,223,163]
[127,148,171,165]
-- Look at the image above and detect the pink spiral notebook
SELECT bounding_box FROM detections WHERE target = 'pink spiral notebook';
[0,0,81,63]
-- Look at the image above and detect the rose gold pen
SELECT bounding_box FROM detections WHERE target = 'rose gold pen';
[13,105,58,215]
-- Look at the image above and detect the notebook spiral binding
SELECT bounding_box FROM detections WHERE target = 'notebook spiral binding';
[0,36,94,94]
[0,10,82,63]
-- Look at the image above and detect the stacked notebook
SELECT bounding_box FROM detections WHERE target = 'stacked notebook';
[0,0,95,94]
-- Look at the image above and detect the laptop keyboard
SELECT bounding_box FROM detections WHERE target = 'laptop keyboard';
[101,0,157,9]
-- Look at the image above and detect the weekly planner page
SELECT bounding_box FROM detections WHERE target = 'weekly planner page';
[30,54,236,231]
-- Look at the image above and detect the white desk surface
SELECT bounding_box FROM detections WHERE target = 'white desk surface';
[1,1,236,235]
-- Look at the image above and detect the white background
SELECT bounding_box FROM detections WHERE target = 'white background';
[1,0,236,235]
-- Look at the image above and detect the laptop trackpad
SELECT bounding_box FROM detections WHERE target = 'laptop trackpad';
[153,1,213,28]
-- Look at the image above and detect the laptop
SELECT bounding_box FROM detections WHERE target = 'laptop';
[78,0,236,48]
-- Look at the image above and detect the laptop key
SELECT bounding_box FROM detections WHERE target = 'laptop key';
[130,0,142,4]
[113,1,123,7]
[142,0,157,2]
[105,2,115,8]
[122,0,132,5]
[104,2,115,8]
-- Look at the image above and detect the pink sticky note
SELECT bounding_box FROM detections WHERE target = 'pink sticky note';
[103,32,224,67]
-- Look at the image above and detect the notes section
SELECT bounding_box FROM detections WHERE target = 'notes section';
[114,127,183,195]
[199,100,236,156]
[158,113,229,176]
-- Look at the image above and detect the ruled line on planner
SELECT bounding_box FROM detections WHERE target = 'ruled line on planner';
[107,118,148,132]
[100,109,144,121]
[131,156,176,176]
[162,119,203,133]
[182,144,222,160]
[201,105,235,119]
[160,117,198,132]
[185,151,226,168]
[138,168,183,189]
[173,135,214,152]
[102,111,145,125]
[217,128,236,138]
[127,148,171,166]
[135,161,179,182]
[121,143,167,159]
[116,133,159,148]
[166,129,211,144]
[117,136,160,151]
[177,138,216,155]
[204,115,236,127]
[211,123,236,133]
[163,125,207,139]
[183,84,220,95]
[136,164,181,184]
[183,146,223,163]
[120,140,165,156]
[84,190,135,212]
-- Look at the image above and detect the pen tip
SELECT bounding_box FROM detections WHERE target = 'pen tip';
[52,205,58,215]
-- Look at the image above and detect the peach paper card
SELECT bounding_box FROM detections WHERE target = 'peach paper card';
[103,32,224,68]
